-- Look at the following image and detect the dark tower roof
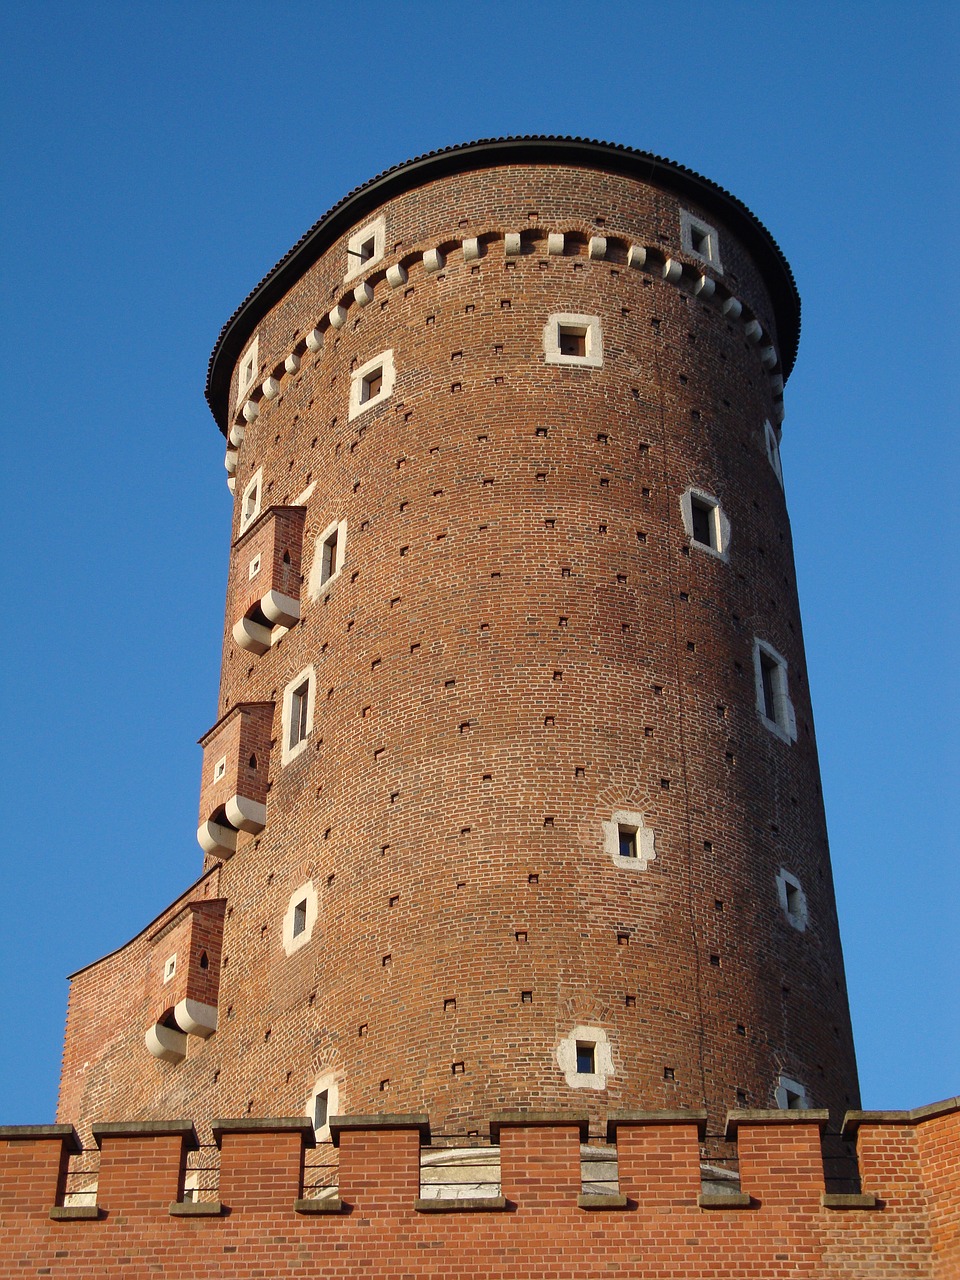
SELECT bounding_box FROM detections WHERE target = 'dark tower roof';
[205,135,801,433]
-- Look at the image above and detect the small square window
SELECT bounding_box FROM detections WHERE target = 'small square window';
[213,756,227,783]
[618,827,637,859]
[543,313,603,368]
[576,1042,596,1074]
[776,868,808,931]
[248,554,261,580]
[680,210,723,273]
[557,325,587,357]
[163,954,177,983]
[349,349,395,419]
[345,217,385,281]
[776,1076,809,1110]
[361,368,383,403]
[681,488,728,559]
[292,899,308,938]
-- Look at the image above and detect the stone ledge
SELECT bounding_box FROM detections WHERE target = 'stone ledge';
[294,1197,344,1214]
[821,1192,880,1210]
[211,1116,315,1147]
[92,1120,198,1150]
[415,1197,509,1213]
[578,1193,629,1210]
[0,1124,81,1152]
[698,1192,753,1209]
[169,1200,223,1217]
[842,1097,960,1137]
[329,1114,430,1147]
[606,1110,707,1141]
[489,1112,590,1143]
[724,1109,830,1138]
[49,1205,101,1221]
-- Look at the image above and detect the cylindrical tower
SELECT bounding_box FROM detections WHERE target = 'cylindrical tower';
[191,137,858,1143]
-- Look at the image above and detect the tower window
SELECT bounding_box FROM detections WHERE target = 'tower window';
[576,1042,596,1074]
[557,1025,612,1088]
[753,639,796,742]
[680,488,728,559]
[361,367,383,403]
[543,313,603,368]
[776,868,808,931]
[281,666,315,764]
[775,1075,809,1110]
[602,810,656,870]
[239,469,263,536]
[345,216,385,281]
[213,755,227,783]
[248,553,261,580]
[236,334,259,404]
[558,325,587,357]
[163,954,177,983]
[680,210,724,273]
[292,899,308,938]
[764,419,784,486]
[290,684,309,750]
[321,528,339,583]
[618,827,637,859]
[349,349,395,419]
[314,1088,329,1130]
[282,880,317,954]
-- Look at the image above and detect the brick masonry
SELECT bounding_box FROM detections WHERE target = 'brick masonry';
[0,1107,957,1278]
[60,140,858,1155]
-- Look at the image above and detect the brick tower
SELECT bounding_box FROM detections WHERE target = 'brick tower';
[57,137,860,1154]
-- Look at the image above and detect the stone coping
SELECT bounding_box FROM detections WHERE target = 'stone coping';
[606,1110,707,1142]
[169,1199,223,1217]
[415,1197,509,1213]
[841,1096,960,1137]
[699,1192,753,1209]
[328,1114,430,1148]
[822,1192,879,1209]
[92,1120,198,1150]
[211,1116,315,1148]
[724,1109,829,1139]
[578,1193,630,1210]
[0,1124,81,1153]
[489,1112,590,1143]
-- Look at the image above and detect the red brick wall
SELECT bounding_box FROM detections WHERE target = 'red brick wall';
[58,152,859,1151]
[2,1111,954,1278]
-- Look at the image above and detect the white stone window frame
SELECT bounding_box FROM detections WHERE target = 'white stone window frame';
[601,810,657,872]
[680,487,730,561]
[543,313,603,368]
[236,334,260,408]
[282,880,318,956]
[680,209,724,274]
[238,468,263,537]
[306,1072,341,1143]
[281,664,316,766]
[213,755,227,783]
[775,1075,810,1110]
[776,868,809,932]
[349,349,396,421]
[764,419,784,487]
[248,553,262,580]
[308,518,348,599]
[753,638,797,744]
[345,216,385,282]
[556,1025,614,1090]
[163,954,177,983]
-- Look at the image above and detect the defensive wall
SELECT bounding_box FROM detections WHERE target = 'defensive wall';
[2,1105,958,1278]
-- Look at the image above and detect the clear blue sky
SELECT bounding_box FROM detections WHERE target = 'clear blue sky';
[1,1,956,1123]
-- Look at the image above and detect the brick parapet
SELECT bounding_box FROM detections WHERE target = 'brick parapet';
[1,1109,956,1278]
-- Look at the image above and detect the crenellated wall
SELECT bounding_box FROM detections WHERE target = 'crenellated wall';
[2,1105,957,1278]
